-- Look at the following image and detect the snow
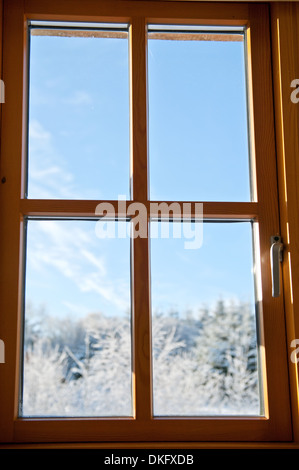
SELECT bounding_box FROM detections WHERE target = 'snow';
[21,300,261,417]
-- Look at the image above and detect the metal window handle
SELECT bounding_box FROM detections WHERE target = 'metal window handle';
[270,235,283,298]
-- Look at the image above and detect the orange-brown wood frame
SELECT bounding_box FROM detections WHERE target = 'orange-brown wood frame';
[0,0,298,448]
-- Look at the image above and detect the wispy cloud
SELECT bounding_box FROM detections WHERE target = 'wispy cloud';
[64,90,93,106]
[27,220,130,317]
[29,120,51,141]
[28,120,77,199]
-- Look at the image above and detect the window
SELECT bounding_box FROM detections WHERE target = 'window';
[0,1,295,445]
[22,22,133,418]
[27,22,130,200]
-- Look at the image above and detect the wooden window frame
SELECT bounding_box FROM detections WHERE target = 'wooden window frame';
[0,0,298,448]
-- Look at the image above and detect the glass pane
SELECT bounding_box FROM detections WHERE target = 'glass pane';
[150,221,262,416]
[148,27,251,202]
[21,219,132,417]
[27,25,130,199]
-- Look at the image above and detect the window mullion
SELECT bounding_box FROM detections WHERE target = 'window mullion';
[130,16,152,421]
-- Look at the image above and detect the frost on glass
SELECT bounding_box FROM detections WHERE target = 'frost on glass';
[150,221,262,416]
[21,219,132,417]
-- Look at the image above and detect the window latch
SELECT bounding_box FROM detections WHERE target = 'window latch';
[270,235,283,298]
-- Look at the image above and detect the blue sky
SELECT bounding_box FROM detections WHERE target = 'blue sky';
[148,36,250,202]
[28,33,130,200]
[25,26,255,322]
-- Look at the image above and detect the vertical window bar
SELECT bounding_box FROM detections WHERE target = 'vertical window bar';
[130,17,152,420]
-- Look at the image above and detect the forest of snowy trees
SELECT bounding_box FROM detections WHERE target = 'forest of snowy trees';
[21,299,261,417]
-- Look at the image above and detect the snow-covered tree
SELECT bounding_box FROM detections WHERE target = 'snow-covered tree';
[22,299,261,417]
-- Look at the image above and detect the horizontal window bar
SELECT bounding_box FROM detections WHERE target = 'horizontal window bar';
[20,200,259,220]
[148,32,243,42]
[29,20,129,30]
[148,24,245,33]
[29,21,129,39]
[30,29,128,39]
